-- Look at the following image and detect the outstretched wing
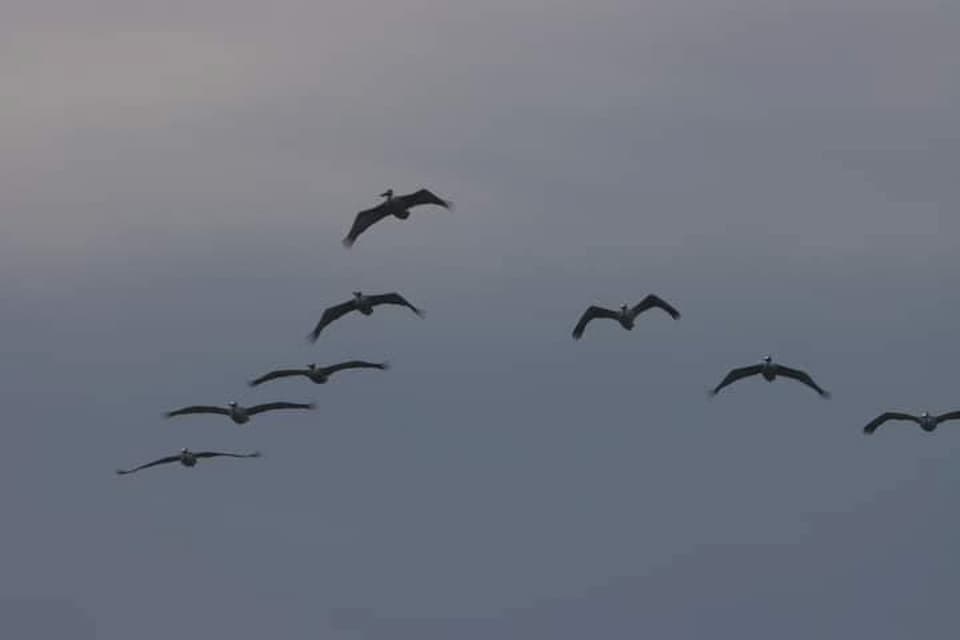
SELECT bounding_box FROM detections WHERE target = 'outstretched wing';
[397,188,453,210]
[863,412,920,434]
[630,294,681,320]
[710,365,764,396]
[116,455,180,475]
[246,401,316,416]
[571,305,620,340]
[342,203,394,247]
[193,451,262,460]
[322,360,390,375]
[249,369,309,387]
[308,300,357,342]
[366,292,423,316]
[935,411,960,425]
[165,405,230,418]
[775,365,830,397]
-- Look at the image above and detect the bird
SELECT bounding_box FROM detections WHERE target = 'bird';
[863,410,960,434]
[571,294,681,340]
[165,401,316,424]
[249,360,390,387]
[307,291,423,342]
[116,448,261,475]
[342,188,453,247]
[710,355,830,397]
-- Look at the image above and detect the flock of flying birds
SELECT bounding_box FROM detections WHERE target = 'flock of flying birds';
[116,187,957,475]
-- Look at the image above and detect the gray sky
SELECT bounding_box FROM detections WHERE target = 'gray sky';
[2,1,958,637]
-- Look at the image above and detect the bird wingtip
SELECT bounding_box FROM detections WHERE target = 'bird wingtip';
[342,236,354,248]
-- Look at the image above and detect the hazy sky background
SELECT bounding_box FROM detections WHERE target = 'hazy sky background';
[2,1,958,637]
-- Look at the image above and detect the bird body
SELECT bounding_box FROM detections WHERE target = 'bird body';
[711,355,830,397]
[571,294,680,340]
[863,410,960,434]
[116,448,261,475]
[307,290,423,342]
[342,188,453,247]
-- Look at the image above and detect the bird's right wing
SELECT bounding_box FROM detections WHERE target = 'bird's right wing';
[342,204,394,247]
[323,360,390,374]
[246,401,316,416]
[307,300,357,342]
[194,451,262,459]
[863,412,920,434]
[165,405,230,418]
[710,365,764,396]
[631,294,681,320]
[365,292,424,316]
[249,369,308,387]
[571,306,619,340]
[397,188,453,210]
[115,455,180,475]
[934,411,960,425]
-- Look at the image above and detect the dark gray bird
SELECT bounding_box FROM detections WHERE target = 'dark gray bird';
[307,291,423,342]
[165,401,316,424]
[249,360,390,387]
[572,294,680,340]
[116,448,261,475]
[343,188,453,247]
[710,355,830,397]
[863,410,960,434]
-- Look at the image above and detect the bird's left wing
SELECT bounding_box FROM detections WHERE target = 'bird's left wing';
[249,369,308,387]
[775,365,831,397]
[571,305,620,340]
[710,365,764,396]
[342,204,394,247]
[246,402,316,416]
[308,300,357,342]
[116,455,180,475]
[165,405,230,418]
[366,292,424,316]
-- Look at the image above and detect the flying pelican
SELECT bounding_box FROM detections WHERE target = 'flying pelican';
[116,448,261,475]
[307,291,423,342]
[710,355,830,397]
[863,410,960,434]
[343,188,453,247]
[249,360,390,387]
[571,294,681,340]
[165,401,316,424]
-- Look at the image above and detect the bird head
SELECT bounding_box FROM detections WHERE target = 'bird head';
[180,447,189,454]
[619,304,629,313]
[379,189,394,199]
[227,401,238,408]
[921,411,931,418]
[762,355,772,364]
[306,363,317,371]
[352,291,363,300]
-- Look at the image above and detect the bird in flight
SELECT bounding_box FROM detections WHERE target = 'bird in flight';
[165,401,316,424]
[116,448,261,475]
[572,294,681,340]
[343,188,453,247]
[249,360,390,387]
[863,410,960,434]
[710,355,830,397]
[307,291,423,342]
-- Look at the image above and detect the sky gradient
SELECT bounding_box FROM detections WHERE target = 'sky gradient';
[2,1,958,637]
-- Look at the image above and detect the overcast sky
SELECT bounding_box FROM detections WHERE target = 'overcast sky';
[2,1,958,638]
